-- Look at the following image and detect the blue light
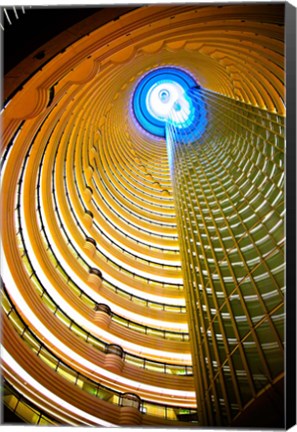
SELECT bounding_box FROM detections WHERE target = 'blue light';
[167,87,208,142]
[132,67,208,139]
[145,80,190,124]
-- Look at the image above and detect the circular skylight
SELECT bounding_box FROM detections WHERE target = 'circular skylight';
[132,67,201,137]
[146,81,189,122]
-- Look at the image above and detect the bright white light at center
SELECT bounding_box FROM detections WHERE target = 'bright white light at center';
[146,81,190,123]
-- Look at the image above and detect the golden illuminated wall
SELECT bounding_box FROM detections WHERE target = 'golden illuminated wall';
[1,4,285,427]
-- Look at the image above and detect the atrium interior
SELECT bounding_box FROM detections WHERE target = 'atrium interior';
[1,3,293,428]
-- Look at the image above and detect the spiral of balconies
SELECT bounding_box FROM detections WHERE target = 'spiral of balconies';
[1,4,285,427]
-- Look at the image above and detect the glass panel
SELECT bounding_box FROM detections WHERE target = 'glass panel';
[23,330,41,352]
[142,402,165,418]
[88,335,105,352]
[3,394,19,411]
[83,380,98,396]
[166,332,184,341]
[232,347,253,405]
[133,297,146,307]
[110,393,120,405]
[21,254,32,272]
[128,322,145,333]
[242,334,268,392]
[76,377,84,389]
[256,319,283,379]
[165,305,183,313]
[125,355,144,368]
[166,364,187,375]
[8,310,25,335]
[145,361,164,373]
[1,294,12,314]
[97,387,114,402]
[81,293,95,308]
[15,401,40,424]
[42,294,57,313]
[113,316,127,326]
[149,303,163,311]
[117,290,130,300]
[31,274,44,295]
[56,266,68,282]
[147,328,164,338]
[55,309,71,327]
[271,308,284,342]
[71,323,87,340]
[38,347,58,370]
[166,407,177,420]
[39,416,56,425]
[57,363,77,384]
[67,280,81,296]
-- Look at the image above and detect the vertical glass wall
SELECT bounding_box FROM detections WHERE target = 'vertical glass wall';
[166,88,285,426]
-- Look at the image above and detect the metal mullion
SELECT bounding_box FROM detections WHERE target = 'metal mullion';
[172,165,210,422]
[183,162,230,425]
[209,116,283,221]
[194,144,268,384]
[188,159,244,417]
[234,172,283,217]
[203,235,284,300]
[216,245,285,354]
[203,91,284,153]
[237,248,284,298]
[213,238,284,327]
[199,143,277,383]
[193,198,245,412]
[207,98,283,177]
[3,8,12,25]
[201,246,284,362]
[206,104,280,187]
[186,230,220,425]
[211,299,285,385]
[206,206,284,273]
[201,154,272,371]
[13,7,19,19]
[172,151,214,425]
[249,301,285,337]
[183,245,211,424]
[202,130,284,299]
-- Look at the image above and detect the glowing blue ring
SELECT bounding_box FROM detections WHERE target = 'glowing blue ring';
[132,67,197,137]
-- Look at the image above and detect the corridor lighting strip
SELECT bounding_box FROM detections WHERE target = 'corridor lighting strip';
[2,348,116,427]
[2,249,193,368]
[2,255,196,406]
[32,194,187,326]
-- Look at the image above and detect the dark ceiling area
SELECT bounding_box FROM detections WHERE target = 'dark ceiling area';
[2,7,101,74]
